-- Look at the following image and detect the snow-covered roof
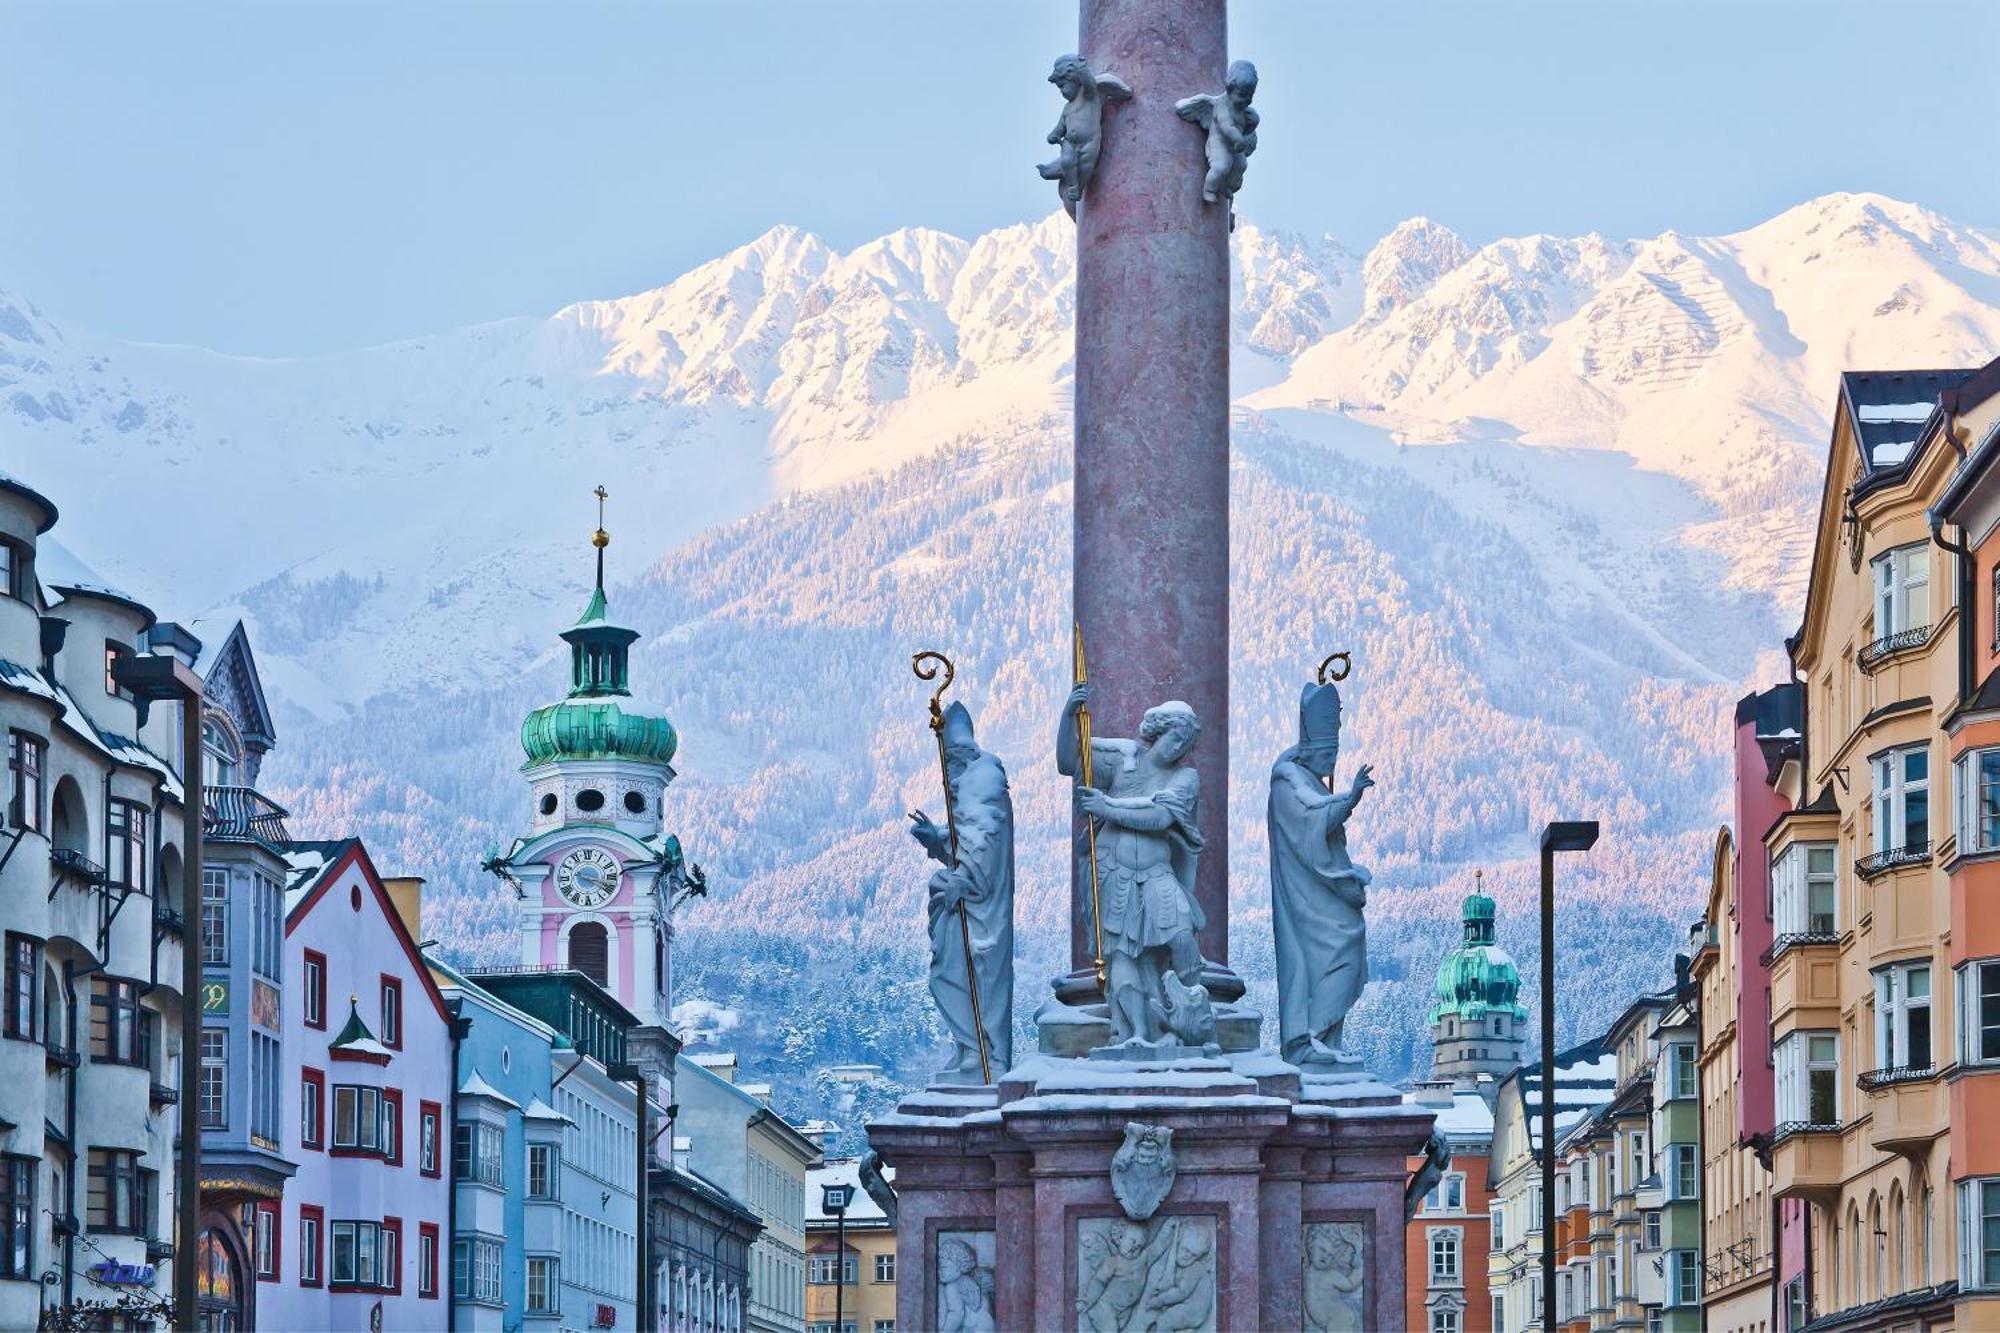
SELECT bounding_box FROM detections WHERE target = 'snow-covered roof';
[458,1071,522,1108]
[1403,1090,1495,1140]
[523,1096,573,1125]
[806,1157,894,1225]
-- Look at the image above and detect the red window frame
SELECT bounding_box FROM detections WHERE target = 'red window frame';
[418,1222,439,1298]
[379,974,403,1050]
[303,950,328,1030]
[298,1203,324,1288]
[418,1100,442,1178]
[382,1216,403,1295]
[255,1200,281,1282]
[300,1067,325,1151]
[381,1087,403,1166]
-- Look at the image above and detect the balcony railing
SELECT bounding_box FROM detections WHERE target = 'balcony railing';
[204,786,291,847]
[1769,1120,1843,1146]
[154,902,184,935]
[1858,1065,1937,1091]
[43,1038,80,1070]
[149,1081,179,1107]
[49,847,110,889]
[1858,623,1933,670]
[1856,842,1930,880]
[1759,932,1841,967]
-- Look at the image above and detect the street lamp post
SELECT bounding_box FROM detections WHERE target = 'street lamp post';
[112,652,205,1332]
[1539,819,1599,1333]
[821,1181,853,1333]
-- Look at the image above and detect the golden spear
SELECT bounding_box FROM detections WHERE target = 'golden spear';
[911,650,992,1085]
[1316,651,1352,794]
[1073,623,1108,991]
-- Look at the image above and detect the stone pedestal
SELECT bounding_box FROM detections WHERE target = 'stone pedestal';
[870,1058,1433,1331]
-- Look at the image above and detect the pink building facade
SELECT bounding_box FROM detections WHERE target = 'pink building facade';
[263,839,452,1331]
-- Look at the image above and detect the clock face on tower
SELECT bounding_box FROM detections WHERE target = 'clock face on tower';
[554,846,622,908]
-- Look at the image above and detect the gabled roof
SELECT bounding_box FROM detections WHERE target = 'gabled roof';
[283,838,451,1026]
[1840,369,1971,480]
[198,621,277,751]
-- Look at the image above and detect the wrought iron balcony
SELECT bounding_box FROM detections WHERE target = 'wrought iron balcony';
[43,1038,80,1070]
[204,786,291,847]
[1858,1065,1937,1092]
[1759,931,1841,968]
[154,902,184,935]
[1858,623,1933,670]
[1856,842,1930,880]
[149,1080,179,1107]
[49,847,110,888]
[1769,1119,1843,1145]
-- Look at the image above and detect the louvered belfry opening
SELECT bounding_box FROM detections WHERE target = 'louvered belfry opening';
[567,921,609,988]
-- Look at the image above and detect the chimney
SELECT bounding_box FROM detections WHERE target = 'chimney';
[382,876,425,944]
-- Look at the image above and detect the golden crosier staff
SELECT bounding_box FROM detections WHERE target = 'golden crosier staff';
[1316,651,1352,794]
[911,650,992,1085]
[1073,623,1108,992]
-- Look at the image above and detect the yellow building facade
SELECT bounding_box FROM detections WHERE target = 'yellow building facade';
[806,1159,896,1333]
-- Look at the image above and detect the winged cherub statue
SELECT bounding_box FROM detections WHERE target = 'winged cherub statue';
[1175,60,1260,204]
[1038,53,1132,218]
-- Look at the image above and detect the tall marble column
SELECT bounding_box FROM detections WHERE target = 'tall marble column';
[1072,0,1233,974]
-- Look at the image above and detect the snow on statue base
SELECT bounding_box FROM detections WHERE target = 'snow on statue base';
[868,1050,1432,1331]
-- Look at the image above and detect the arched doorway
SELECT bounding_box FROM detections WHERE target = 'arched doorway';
[569,921,609,988]
[197,1228,243,1331]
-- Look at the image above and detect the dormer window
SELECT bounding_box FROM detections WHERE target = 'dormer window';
[202,718,241,789]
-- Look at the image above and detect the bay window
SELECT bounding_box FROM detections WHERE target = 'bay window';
[331,1219,382,1288]
[1665,1043,1697,1100]
[1873,961,1933,1071]
[527,1142,557,1199]
[105,800,147,891]
[455,1235,503,1304]
[1668,1249,1701,1306]
[331,1085,395,1155]
[7,731,44,833]
[527,1256,559,1314]
[4,934,39,1042]
[199,1028,227,1129]
[1667,1145,1699,1201]
[1770,842,1837,937]
[1958,748,2000,854]
[453,1120,503,1188]
[1873,543,1930,638]
[1959,1178,2000,1291]
[1775,1031,1840,1126]
[90,977,146,1066]
[1958,959,2000,1066]
[1872,747,1930,857]
[86,1149,151,1235]
[200,868,229,965]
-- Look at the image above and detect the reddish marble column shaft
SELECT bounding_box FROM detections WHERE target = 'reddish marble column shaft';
[1073,0,1232,969]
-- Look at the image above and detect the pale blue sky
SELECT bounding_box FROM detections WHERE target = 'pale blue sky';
[3,0,1996,356]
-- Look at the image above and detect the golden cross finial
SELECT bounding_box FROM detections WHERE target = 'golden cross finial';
[592,485,610,549]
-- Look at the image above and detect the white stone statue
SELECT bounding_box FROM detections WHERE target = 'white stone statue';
[1174,61,1259,205]
[909,701,1015,1083]
[1111,1123,1177,1221]
[1039,54,1132,218]
[1269,679,1373,1068]
[1302,1222,1366,1333]
[936,1234,997,1333]
[1058,687,1215,1051]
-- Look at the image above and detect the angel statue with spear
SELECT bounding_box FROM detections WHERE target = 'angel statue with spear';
[909,653,1015,1084]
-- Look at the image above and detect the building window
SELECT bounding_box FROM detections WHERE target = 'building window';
[1667,1145,1699,1201]
[330,1220,383,1288]
[1872,745,1930,856]
[86,1149,152,1235]
[418,1223,439,1298]
[1489,1205,1504,1251]
[6,732,44,833]
[1492,1295,1506,1332]
[453,1121,503,1188]
[299,1205,323,1287]
[302,950,326,1028]
[381,1217,401,1294]
[105,801,148,891]
[3,934,39,1043]
[1775,1030,1840,1125]
[1873,543,1930,637]
[301,1068,325,1149]
[454,1235,503,1304]
[1956,748,2000,854]
[1645,1307,1664,1333]
[1428,1227,1460,1283]
[379,975,402,1049]
[526,1256,559,1314]
[201,718,240,789]
[527,1142,557,1199]
[1960,1178,2000,1290]
[1642,1209,1662,1251]
[1784,1274,1807,1330]
[1668,1249,1700,1306]
[1424,1171,1466,1214]
[0,541,24,601]
[200,868,228,965]
[90,977,147,1066]
[251,1031,281,1143]
[875,1252,895,1283]
[332,1085,394,1155]
[419,1101,441,1177]
[105,642,133,699]
[0,1155,33,1279]
[1770,841,1837,935]
[1429,1308,1461,1333]
[254,1201,279,1281]
[1959,959,2000,1066]
[1664,1043,1696,1100]
[250,872,280,979]
[199,1028,227,1129]
[379,1088,401,1164]
[1874,960,1933,1070]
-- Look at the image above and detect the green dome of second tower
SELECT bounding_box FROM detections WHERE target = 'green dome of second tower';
[1429,888,1526,1026]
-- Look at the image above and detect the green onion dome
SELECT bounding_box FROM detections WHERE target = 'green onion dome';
[1429,890,1527,1024]
[520,696,677,769]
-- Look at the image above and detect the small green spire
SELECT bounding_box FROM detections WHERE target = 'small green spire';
[331,995,376,1048]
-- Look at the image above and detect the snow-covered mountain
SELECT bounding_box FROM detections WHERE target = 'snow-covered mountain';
[6,192,1996,1132]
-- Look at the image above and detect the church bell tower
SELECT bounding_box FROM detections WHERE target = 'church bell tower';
[1429,873,1527,1092]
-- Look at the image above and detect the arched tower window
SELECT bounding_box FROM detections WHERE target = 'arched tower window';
[569,922,609,988]
[202,716,241,789]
